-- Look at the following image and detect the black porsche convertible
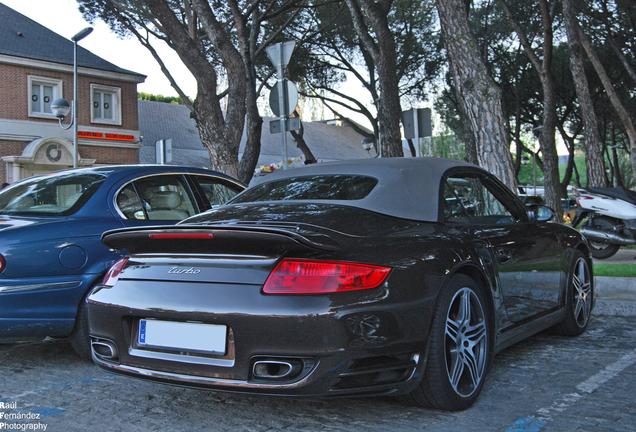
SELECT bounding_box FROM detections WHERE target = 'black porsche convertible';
[86,158,593,411]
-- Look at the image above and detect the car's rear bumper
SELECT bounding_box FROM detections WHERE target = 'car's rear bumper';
[87,279,432,397]
[91,350,423,397]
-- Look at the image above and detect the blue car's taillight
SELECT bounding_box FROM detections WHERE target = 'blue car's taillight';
[0,254,5,273]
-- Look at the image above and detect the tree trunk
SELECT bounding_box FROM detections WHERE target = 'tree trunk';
[496,0,562,219]
[452,83,478,165]
[406,139,417,157]
[195,91,242,177]
[435,0,516,191]
[538,77,563,220]
[239,94,263,183]
[290,118,317,163]
[562,0,607,188]
[557,121,582,194]
[513,73,523,176]
[344,0,404,157]
[230,1,262,184]
[577,25,636,184]
[145,0,246,178]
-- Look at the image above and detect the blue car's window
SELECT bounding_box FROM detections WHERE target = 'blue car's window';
[192,175,242,208]
[116,184,144,219]
[115,175,197,221]
[0,173,106,216]
[231,175,378,203]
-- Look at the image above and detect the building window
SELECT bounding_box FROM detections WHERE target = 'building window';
[90,84,121,125]
[28,76,63,118]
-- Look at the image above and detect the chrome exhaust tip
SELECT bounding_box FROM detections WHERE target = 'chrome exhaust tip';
[252,360,298,379]
[91,339,119,361]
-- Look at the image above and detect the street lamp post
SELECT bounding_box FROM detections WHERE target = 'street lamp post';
[50,27,93,169]
[521,154,537,196]
[531,153,537,195]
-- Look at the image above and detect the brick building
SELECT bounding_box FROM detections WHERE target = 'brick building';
[0,4,145,184]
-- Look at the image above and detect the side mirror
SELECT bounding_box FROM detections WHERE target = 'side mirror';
[527,205,553,222]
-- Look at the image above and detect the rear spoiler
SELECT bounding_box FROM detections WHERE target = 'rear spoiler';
[102,225,340,256]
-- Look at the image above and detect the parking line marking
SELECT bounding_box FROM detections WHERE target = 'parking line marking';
[506,347,636,431]
[576,348,636,394]
[0,374,120,403]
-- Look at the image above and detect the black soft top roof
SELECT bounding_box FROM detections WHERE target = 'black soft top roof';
[248,157,478,222]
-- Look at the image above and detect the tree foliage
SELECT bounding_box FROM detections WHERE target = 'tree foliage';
[435,0,636,194]
[292,0,443,154]
[138,92,189,104]
[78,0,636,202]
[79,0,311,184]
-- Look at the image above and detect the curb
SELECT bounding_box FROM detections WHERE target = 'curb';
[594,277,636,317]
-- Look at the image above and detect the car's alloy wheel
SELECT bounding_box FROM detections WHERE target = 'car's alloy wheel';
[554,250,593,336]
[572,257,592,328]
[404,274,490,411]
[444,287,488,398]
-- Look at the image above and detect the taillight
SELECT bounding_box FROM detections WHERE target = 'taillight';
[149,233,214,239]
[102,257,129,287]
[263,259,391,294]
[576,196,594,206]
[0,254,5,273]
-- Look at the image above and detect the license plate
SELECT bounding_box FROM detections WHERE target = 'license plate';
[138,319,226,355]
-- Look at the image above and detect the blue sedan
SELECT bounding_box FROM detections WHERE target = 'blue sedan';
[0,165,245,358]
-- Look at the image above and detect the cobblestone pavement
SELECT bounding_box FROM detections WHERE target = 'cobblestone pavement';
[1,315,635,432]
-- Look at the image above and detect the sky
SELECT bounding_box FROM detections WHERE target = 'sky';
[2,0,568,156]
[1,0,376,125]
[1,0,197,98]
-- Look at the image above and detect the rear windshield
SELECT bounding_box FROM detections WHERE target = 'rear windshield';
[0,173,106,216]
[231,175,378,203]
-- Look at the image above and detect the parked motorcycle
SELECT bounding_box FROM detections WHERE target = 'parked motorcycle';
[572,186,636,259]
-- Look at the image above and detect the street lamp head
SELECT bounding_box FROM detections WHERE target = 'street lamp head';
[361,137,374,151]
[51,98,71,119]
[361,137,380,158]
[72,27,93,42]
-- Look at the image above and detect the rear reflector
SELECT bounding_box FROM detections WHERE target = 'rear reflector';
[102,257,129,287]
[263,259,391,294]
[576,196,593,206]
[148,233,214,239]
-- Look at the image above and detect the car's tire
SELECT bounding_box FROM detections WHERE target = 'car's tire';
[587,217,620,259]
[405,274,491,411]
[553,250,593,336]
[69,297,92,361]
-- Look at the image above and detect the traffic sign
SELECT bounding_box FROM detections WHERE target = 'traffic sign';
[270,117,300,134]
[265,41,296,71]
[403,108,432,139]
[269,80,298,117]
[265,40,297,170]
[155,139,172,164]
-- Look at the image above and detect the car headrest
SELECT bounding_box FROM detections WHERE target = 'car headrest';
[150,191,182,210]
